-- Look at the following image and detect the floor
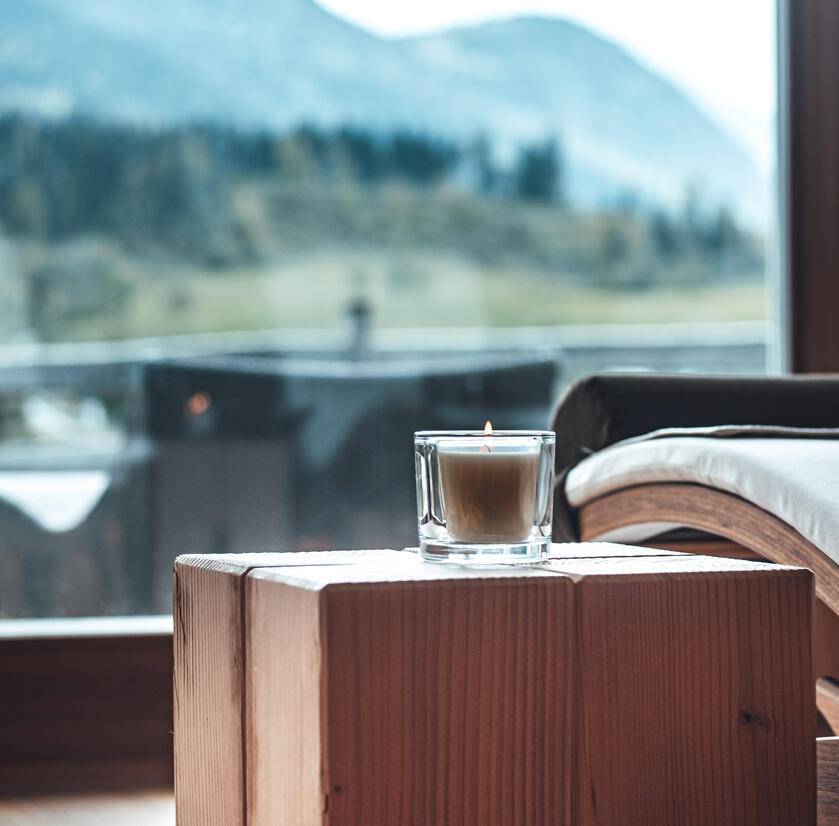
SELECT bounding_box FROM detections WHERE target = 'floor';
[0,791,174,825]
[1,788,832,824]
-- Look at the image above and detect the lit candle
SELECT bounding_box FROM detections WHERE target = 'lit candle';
[437,421,541,544]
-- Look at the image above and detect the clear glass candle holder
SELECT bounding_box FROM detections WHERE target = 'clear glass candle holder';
[415,430,555,563]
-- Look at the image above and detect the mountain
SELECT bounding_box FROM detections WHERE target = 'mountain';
[0,0,764,224]
[402,18,764,222]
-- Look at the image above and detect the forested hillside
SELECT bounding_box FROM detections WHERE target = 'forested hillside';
[0,114,764,342]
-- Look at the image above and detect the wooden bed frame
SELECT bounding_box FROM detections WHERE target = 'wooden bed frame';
[579,482,839,613]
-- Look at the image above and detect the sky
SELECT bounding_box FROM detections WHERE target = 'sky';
[317,0,776,172]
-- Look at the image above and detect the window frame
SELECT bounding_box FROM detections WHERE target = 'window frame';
[1,0,834,795]
[782,0,839,372]
[0,617,173,794]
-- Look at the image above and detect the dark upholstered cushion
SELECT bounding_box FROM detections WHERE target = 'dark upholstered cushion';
[550,372,839,540]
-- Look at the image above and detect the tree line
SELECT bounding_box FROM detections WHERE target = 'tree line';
[0,114,564,248]
[0,112,759,287]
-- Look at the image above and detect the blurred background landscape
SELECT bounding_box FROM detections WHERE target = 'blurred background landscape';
[0,0,775,616]
[0,0,768,343]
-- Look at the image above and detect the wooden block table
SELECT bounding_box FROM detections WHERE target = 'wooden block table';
[174,544,815,826]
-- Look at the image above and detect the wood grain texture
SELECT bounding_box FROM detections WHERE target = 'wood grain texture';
[173,557,248,826]
[645,538,839,735]
[173,550,408,826]
[0,791,174,826]
[590,532,839,741]
[323,578,573,826]
[818,680,839,739]
[244,564,576,826]
[815,601,839,737]
[819,737,839,824]
[816,602,839,684]
[578,482,839,617]
[245,580,324,824]
[236,550,813,826]
[565,557,814,825]
[0,633,173,796]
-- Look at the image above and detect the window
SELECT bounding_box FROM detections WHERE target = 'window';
[0,0,777,618]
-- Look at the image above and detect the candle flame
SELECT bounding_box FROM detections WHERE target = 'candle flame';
[484,420,493,435]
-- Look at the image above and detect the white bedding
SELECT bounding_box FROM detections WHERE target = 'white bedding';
[565,432,839,562]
